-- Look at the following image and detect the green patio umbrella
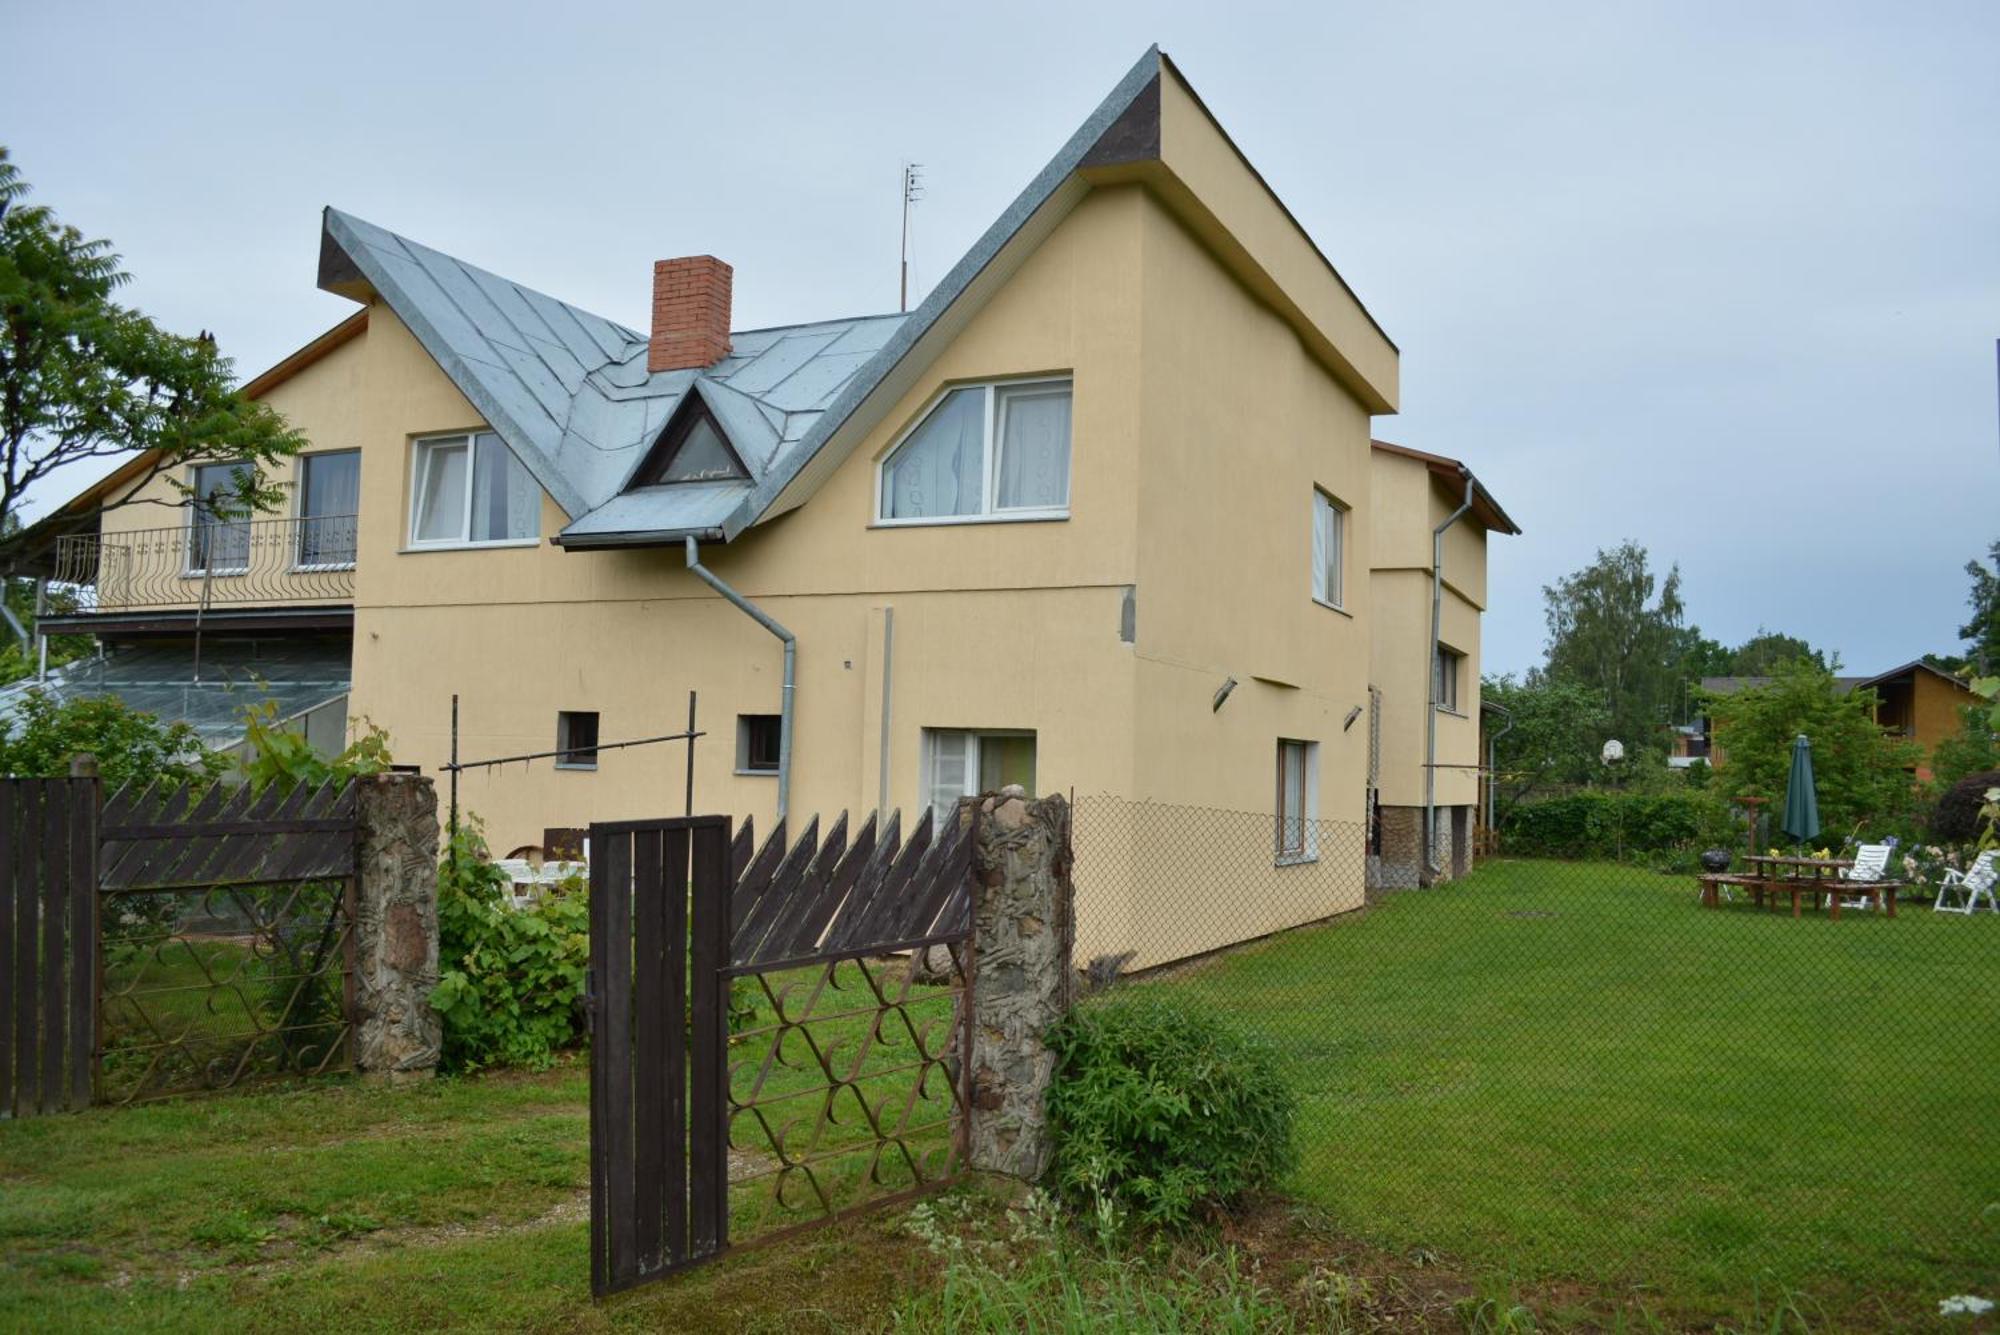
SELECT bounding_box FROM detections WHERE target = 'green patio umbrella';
[1780,734,1821,851]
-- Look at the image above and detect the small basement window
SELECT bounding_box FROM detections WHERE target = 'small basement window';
[737,714,782,774]
[556,711,600,770]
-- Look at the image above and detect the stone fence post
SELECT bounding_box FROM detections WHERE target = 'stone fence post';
[352,772,442,1081]
[966,787,1074,1179]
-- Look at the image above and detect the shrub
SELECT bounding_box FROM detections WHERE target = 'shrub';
[430,820,590,1073]
[1500,789,1737,861]
[1046,992,1295,1232]
[1930,769,2000,845]
[0,687,223,787]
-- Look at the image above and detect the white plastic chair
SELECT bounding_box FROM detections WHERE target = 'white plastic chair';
[1934,850,1999,915]
[1838,842,1892,910]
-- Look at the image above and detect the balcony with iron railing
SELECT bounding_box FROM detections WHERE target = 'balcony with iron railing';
[51,514,358,614]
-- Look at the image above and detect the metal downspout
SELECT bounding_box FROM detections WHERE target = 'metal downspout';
[1425,468,1477,884]
[685,536,795,821]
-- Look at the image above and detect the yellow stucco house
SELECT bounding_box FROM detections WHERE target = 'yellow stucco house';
[19,49,1516,965]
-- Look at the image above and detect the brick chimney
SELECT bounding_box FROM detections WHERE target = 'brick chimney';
[648,256,733,373]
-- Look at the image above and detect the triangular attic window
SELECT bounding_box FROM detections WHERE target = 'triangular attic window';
[635,399,748,485]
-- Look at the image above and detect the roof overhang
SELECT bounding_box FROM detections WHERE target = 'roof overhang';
[1372,439,1521,536]
[36,606,355,637]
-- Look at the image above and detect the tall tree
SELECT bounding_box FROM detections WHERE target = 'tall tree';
[1540,541,1687,758]
[1482,673,1613,814]
[1956,540,2000,677]
[1703,658,1919,840]
[1729,628,1826,676]
[0,147,304,562]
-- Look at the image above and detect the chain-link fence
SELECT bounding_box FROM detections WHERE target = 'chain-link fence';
[1070,793,2000,1313]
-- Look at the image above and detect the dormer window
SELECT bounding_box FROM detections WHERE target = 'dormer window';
[876,377,1072,524]
[636,401,747,486]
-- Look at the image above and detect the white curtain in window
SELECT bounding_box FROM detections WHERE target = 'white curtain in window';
[414,441,469,543]
[300,452,360,565]
[471,433,539,541]
[1312,493,1341,604]
[928,730,973,828]
[1279,742,1306,855]
[883,388,984,519]
[190,461,252,571]
[995,387,1071,510]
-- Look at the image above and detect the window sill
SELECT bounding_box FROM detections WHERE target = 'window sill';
[1312,597,1352,619]
[870,511,1069,530]
[1435,706,1468,719]
[399,539,540,553]
[182,569,249,580]
[734,768,779,778]
[1275,853,1320,868]
[554,762,597,772]
[291,563,358,574]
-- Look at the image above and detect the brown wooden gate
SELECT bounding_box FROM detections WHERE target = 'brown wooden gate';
[0,778,99,1119]
[589,807,976,1297]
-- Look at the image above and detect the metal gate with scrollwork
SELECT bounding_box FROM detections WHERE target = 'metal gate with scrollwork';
[588,807,976,1296]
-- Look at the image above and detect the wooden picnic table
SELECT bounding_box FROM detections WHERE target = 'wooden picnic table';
[1698,855,1900,920]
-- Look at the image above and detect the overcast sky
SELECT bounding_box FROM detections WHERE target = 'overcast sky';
[4,0,1995,675]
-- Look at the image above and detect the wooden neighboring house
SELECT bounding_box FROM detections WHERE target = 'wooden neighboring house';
[1697,661,1979,783]
[10,49,1517,966]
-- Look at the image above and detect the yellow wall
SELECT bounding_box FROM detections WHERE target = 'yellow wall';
[86,148,1408,968]
[94,335,372,610]
[1910,671,1977,783]
[1367,449,1490,810]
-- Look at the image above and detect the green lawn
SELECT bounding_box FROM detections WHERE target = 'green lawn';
[1134,857,2000,1323]
[3,864,1995,1330]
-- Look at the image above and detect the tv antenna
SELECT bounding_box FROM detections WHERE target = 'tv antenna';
[900,162,924,312]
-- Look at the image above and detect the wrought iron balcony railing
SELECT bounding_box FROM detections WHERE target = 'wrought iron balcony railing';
[52,515,357,613]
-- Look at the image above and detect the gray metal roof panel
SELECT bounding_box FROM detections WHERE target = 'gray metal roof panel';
[319,48,1164,546]
[557,482,748,540]
[722,329,847,396]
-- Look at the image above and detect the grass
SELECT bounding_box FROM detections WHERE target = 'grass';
[1132,857,2000,1325]
[3,860,1994,1330]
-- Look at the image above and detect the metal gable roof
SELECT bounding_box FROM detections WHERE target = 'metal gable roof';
[317,47,1171,549]
[318,207,908,541]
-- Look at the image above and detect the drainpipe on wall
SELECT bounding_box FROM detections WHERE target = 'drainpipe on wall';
[1424,467,1478,885]
[685,536,795,821]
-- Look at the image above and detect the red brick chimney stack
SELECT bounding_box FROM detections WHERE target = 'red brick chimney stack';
[648,256,733,373]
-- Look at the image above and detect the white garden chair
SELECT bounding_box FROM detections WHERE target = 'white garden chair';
[1934,850,1999,915]
[1838,842,1893,910]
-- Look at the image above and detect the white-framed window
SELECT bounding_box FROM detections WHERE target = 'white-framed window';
[1435,645,1464,713]
[296,450,360,569]
[921,729,1037,830]
[187,460,252,575]
[1311,489,1346,609]
[876,378,1072,524]
[1276,738,1320,864]
[408,431,539,548]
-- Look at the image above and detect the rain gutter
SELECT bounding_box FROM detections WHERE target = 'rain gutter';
[1425,466,1478,884]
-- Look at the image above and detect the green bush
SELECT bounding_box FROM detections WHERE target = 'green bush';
[1500,789,1736,861]
[1046,992,1295,1232]
[0,688,223,786]
[1930,769,2000,845]
[430,820,590,1073]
